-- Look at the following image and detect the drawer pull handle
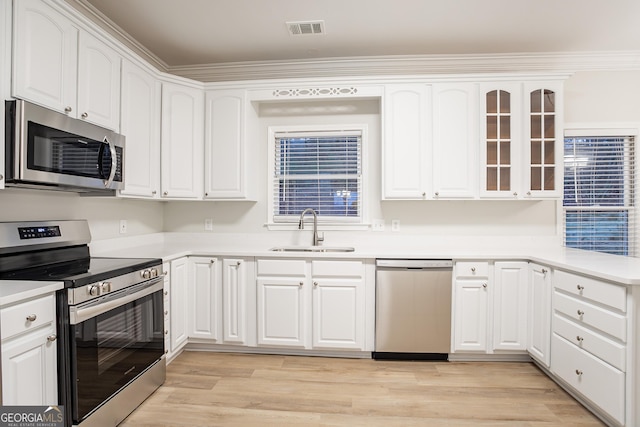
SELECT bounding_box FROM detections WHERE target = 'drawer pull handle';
[577,310,585,316]
[576,336,584,343]
[577,285,584,291]
[47,334,57,342]
[575,369,583,376]
[26,314,37,322]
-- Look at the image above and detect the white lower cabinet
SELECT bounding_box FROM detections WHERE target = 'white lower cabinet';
[453,261,529,354]
[493,262,528,351]
[256,258,369,351]
[1,293,57,405]
[168,257,189,359]
[188,257,221,341]
[550,269,628,425]
[528,263,551,366]
[188,256,254,346]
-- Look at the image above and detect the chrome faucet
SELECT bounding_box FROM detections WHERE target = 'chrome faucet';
[298,208,324,246]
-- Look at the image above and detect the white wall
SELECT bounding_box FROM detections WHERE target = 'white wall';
[3,69,636,244]
[0,189,163,240]
[163,96,559,239]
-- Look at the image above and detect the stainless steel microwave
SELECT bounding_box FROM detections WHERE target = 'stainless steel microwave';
[4,100,125,192]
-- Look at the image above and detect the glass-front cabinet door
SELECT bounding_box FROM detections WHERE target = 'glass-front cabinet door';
[480,83,521,198]
[524,81,563,198]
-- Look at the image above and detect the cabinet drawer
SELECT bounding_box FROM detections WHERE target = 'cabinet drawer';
[1,295,55,340]
[455,261,489,277]
[257,259,306,276]
[551,334,625,425]
[312,260,363,278]
[553,291,626,342]
[553,313,625,371]
[554,270,626,312]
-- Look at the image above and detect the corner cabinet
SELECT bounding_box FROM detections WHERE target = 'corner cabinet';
[119,59,161,198]
[204,89,255,200]
[161,82,204,199]
[528,262,551,366]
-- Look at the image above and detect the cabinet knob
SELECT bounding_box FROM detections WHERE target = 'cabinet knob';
[577,284,584,291]
[47,334,57,342]
[163,271,168,276]
[575,369,583,376]
[471,267,476,273]
[236,261,241,266]
[482,283,487,288]
[205,192,208,196]
[541,268,548,274]
[163,191,168,196]
[152,190,157,195]
[26,314,37,322]
[299,282,304,287]
[64,106,72,113]
[164,310,169,315]
[576,336,584,343]
[210,259,215,264]
[577,309,585,316]
[434,192,440,197]
[165,330,169,335]
[81,112,88,119]
[313,281,318,287]
[527,191,532,196]
[0,174,3,180]
[164,291,168,296]
[422,192,426,197]
[513,192,518,197]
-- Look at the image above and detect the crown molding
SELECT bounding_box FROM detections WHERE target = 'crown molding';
[168,51,640,82]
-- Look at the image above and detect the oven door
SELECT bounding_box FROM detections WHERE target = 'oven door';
[68,279,164,423]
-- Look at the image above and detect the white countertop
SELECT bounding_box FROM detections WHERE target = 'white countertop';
[0,280,63,306]
[89,232,640,286]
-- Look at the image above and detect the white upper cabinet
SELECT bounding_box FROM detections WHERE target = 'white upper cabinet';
[479,82,523,198]
[13,0,121,130]
[161,82,204,199]
[0,0,11,189]
[204,89,254,200]
[432,83,479,199]
[119,59,161,198]
[13,0,78,115]
[77,31,121,130]
[382,84,431,199]
[523,81,564,198]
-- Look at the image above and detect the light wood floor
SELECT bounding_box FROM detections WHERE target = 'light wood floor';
[122,351,604,426]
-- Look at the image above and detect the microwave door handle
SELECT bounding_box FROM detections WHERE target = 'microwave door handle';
[103,136,117,188]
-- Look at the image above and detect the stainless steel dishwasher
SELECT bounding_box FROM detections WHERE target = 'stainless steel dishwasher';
[373,259,453,360]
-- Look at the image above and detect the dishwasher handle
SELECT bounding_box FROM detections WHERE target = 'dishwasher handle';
[376,259,453,269]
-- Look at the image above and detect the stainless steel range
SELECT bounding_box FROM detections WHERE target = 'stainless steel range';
[0,220,165,427]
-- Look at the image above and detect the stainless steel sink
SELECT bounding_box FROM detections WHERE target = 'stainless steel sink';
[269,246,355,253]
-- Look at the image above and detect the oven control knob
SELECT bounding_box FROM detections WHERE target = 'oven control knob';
[151,268,159,278]
[88,285,100,296]
[141,270,151,279]
[100,282,112,294]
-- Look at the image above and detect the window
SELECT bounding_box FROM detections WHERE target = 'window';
[563,134,636,256]
[269,127,364,225]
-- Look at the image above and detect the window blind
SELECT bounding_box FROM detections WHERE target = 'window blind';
[273,131,362,223]
[563,136,635,256]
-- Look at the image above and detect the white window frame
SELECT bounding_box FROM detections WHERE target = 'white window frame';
[266,124,369,230]
[563,123,639,257]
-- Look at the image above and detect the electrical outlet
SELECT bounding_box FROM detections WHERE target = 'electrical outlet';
[204,218,213,231]
[371,219,385,232]
[119,220,127,234]
[391,220,400,232]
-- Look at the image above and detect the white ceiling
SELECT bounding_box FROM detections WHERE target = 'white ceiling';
[76,0,640,68]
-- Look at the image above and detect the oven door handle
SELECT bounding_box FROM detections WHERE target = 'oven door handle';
[69,278,163,325]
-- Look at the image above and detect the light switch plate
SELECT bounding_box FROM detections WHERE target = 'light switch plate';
[391,220,400,232]
[204,218,213,231]
[119,220,127,234]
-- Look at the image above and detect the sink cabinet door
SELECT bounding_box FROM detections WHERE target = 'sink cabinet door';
[256,277,308,348]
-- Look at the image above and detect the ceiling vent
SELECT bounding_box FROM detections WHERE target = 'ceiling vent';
[286,20,325,36]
